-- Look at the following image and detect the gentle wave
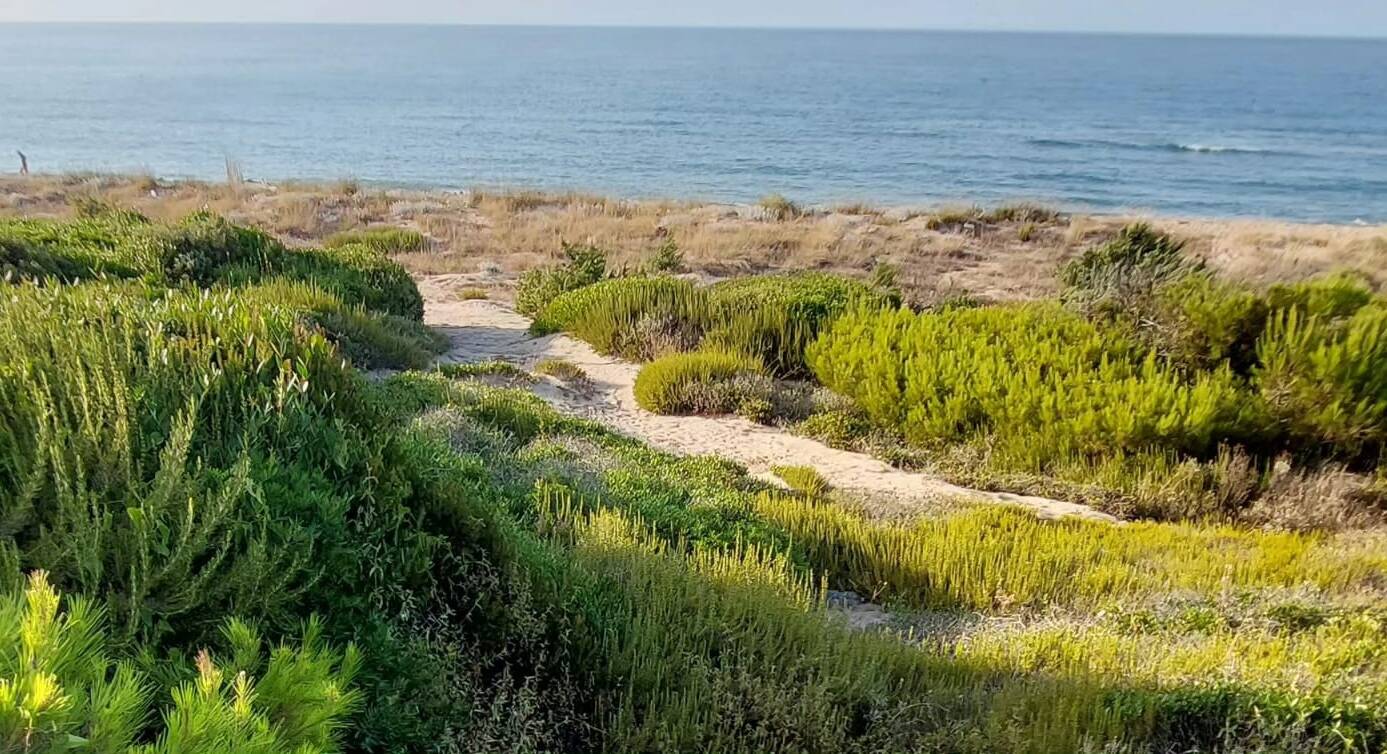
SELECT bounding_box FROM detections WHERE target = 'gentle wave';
[1167,143,1273,154]
[1028,138,1282,156]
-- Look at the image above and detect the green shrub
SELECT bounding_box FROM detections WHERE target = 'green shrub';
[706,272,891,377]
[142,212,284,285]
[634,348,765,414]
[534,357,589,383]
[0,213,425,320]
[1266,271,1375,320]
[1062,223,1191,310]
[533,276,708,359]
[1154,272,1269,372]
[808,303,1260,470]
[0,572,360,754]
[323,226,428,254]
[646,238,685,273]
[771,465,831,498]
[515,242,607,316]
[269,241,426,320]
[1255,304,1387,460]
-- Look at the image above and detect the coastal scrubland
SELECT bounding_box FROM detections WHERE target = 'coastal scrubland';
[2,178,1386,753]
[4,174,1385,302]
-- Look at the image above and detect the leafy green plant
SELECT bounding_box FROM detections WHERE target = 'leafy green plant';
[646,238,685,273]
[515,242,608,316]
[0,572,360,754]
[532,276,708,359]
[1256,304,1387,460]
[705,272,891,377]
[809,302,1258,469]
[1062,223,1191,311]
[633,348,765,414]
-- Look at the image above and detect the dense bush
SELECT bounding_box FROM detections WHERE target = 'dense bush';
[531,276,708,359]
[0,572,361,754]
[808,303,1258,469]
[1256,303,1387,460]
[633,348,766,415]
[0,212,427,321]
[530,270,887,377]
[705,272,891,377]
[515,242,607,316]
[1135,268,1386,462]
[1062,223,1192,316]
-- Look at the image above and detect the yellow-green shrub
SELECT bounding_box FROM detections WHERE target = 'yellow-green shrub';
[323,225,428,254]
[1256,303,1387,459]
[807,303,1259,470]
[0,572,360,754]
[706,272,890,377]
[633,348,764,414]
[753,497,1386,611]
[532,276,709,359]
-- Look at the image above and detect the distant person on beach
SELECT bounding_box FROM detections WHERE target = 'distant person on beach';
[17,151,28,175]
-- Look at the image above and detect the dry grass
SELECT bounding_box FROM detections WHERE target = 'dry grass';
[3,174,1383,302]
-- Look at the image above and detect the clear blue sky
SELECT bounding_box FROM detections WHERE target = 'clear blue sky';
[4,0,1386,38]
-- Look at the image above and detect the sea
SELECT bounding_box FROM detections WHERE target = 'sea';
[2,24,1385,222]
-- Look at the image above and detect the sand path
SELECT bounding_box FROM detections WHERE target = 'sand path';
[420,275,1113,523]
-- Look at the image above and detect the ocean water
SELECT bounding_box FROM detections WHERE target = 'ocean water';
[2,24,1385,222]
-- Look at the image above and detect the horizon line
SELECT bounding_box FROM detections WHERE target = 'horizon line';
[1,20,1385,41]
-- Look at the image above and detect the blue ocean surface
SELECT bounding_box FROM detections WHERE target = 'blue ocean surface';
[1,24,1385,221]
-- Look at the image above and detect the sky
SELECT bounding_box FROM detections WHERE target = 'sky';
[2,0,1386,38]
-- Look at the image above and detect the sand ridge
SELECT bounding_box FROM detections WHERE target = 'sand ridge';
[420,275,1114,523]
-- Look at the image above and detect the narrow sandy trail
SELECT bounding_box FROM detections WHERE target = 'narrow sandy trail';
[420,275,1113,523]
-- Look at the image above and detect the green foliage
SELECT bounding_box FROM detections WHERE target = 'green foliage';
[0,572,360,754]
[322,226,429,255]
[10,199,1387,753]
[1153,272,1269,372]
[633,348,764,415]
[530,269,889,378]
[755,498,1383,611]
[770,465,831,498]
[0,571,146,754]
[1062,223,1191,309]
[808,303,1258,469]
[534,357,588,383]
[268,241,426,320]
[1266,271,1375,320]
[1256,303,1387,459]
[437,359,534,382]
[532,276,707,359]
[515,242,608,316]
[645,238,685,274]
[706,272,892,377]
[0,212,426,321]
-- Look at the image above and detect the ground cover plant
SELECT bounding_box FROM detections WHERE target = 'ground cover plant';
[5,204,1386,753]
[378,372,1387,753]
[519,227,1387,522]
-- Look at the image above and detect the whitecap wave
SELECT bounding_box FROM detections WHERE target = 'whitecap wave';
[1170,143,1272,154]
